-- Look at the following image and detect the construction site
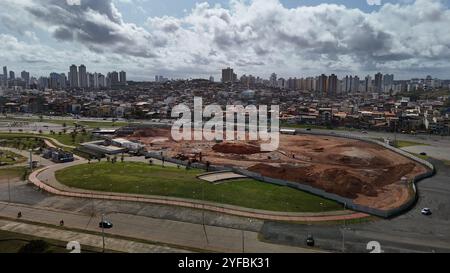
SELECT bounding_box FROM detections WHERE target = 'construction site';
[125,127,430,211]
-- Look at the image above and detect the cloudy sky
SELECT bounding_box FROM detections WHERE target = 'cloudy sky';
[1,0,450,80]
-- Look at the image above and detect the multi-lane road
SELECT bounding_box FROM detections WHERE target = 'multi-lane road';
[1,115,450,252]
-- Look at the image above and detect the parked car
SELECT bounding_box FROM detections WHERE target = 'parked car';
[306,128,312,131]
[99,220,113,229]
[420,152,427,156]
[306,235,315,247]
[421,208,432,216]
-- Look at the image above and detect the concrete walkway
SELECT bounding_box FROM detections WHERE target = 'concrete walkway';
[0,202,321,253]
[198,171,248,183]
[29,159,368,222]
[0,147,54,168]
[0,219,191,253]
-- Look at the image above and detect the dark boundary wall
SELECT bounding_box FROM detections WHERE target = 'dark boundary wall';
[144,129,435,218]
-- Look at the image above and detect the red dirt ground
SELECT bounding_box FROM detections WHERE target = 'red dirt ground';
[127,128,429,210]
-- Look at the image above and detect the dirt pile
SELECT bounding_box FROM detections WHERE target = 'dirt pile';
[212,142,265,155]
[132,128,169,138]
[248,164,378,199]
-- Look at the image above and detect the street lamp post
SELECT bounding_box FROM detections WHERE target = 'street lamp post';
[101,214,105,253]
[29,149,33,171]
[342,202,347,253]
[241,230,245,253]
[7,177,11,203]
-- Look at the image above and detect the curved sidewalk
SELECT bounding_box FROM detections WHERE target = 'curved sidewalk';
[28,162,369,222]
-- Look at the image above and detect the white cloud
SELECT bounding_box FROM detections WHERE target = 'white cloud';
[1,0,450,79]
[367,0,382,6]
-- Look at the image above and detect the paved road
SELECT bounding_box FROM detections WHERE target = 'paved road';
[260,159,450,253]
[0,219,190,253]
[0,147,54,168]
[0,202,318,253]
[3,116,450,252]
[306,128,450,161]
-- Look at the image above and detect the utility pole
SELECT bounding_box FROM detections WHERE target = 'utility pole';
[7,177,11,203]
[202,185,209,245]
[394,120,398,147]
[342,202,346,253]
[101,214,105,253]
[242,230,245,253]
[29,149,33,171]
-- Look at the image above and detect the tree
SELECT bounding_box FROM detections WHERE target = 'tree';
[18,240,50,253]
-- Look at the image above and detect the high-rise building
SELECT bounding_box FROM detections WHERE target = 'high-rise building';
[327,74,338,97]
[98,74,106,88]
[270,73,277,87]
[109,71,119,85]
[49,73,60,90]
[119,71,127,84]
[9,71,15,80]
[221,67,235,83]
[374,72,383,93]
[2,66,8,89]
[88,73,95,88]
[60,73,67,89]
[21,71,30,89]
[69,65,79,88]
[78,64,87,88]
[317,74,327,95]
[365,75,372,93]
[352,76,360,93]
[344,75,352,93]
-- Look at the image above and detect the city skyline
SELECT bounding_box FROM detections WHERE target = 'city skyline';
[1,0,450,80]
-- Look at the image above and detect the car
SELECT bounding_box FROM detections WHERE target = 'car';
[421,208,432,216]
[306,128,312,131]
[99,220,113,229]
[420,152,427,156]
[306,235,315,247]
[361,131,368,134]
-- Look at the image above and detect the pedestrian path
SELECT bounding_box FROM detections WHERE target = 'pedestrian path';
[0,219,191,253]
[29,160,369,222]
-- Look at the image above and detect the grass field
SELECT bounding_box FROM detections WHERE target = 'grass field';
[0,117,129,129]
[0,167,28,180]
[0,229,105,253]
[0,150,26,166]
[0,132,97,148]
[394,140,428,148]
[46,132,97,146]
[0,134,45,150]
[55,162,343,213]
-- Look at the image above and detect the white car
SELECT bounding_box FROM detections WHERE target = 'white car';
[421,208,432,216]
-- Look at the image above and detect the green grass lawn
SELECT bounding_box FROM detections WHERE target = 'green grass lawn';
[394,140,428,148]
[0,167,29,180]
[0,132,97,148]
[0,117,129,129]
[0,150,27,166]
[55,162,342,213]
[0,134,45,150]
[410,153,430,160]
[0,230,105,253]
[46,132,97,146]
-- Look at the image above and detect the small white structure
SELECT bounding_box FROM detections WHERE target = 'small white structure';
[280,129,296,135]
[112,138,144,152]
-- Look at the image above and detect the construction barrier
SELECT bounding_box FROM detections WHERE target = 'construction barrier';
[144,130,435,218]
